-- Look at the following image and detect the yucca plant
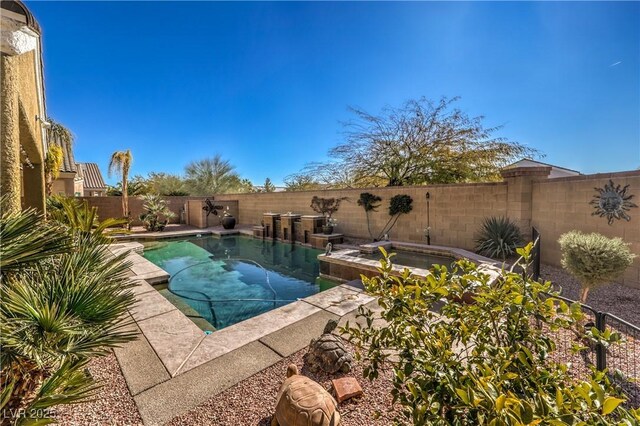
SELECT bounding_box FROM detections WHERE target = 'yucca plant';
[0,203,137,424]
[475,216,524,260]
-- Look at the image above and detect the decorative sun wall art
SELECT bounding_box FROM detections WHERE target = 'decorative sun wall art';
[589,180,637,225]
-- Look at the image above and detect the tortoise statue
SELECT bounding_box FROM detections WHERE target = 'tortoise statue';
[272,364,341,426]
[303,319,353,374]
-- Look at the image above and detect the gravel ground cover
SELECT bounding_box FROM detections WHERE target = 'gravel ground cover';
[167,343,400,426]
[52,352,143,426]
[541,264,640,326]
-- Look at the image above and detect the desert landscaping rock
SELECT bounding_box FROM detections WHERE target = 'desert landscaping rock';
[332,377,364,403]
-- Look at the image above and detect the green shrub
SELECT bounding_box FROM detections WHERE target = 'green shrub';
[344,245,640,425]
[1,205,136,423]
[475,216,524,260]
[559,231,635,303]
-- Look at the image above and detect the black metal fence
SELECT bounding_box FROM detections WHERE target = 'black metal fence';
[525,229,640,406]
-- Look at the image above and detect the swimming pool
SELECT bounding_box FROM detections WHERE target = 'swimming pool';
[143,236,338,331]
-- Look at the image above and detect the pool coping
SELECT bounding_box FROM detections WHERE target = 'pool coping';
[109,241,377,425]
[114,224,255,241]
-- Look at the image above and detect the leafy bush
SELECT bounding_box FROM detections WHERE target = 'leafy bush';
[1,205,136,423]
[139,194,176,232]
[475,216,524,260]
[357,192,382,240]
[559,231,635,303]
[344,246,640,424]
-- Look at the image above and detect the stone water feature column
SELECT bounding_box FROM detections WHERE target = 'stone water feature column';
[280,213,301,243]
[299,215,325,244]
[263,213,280,239]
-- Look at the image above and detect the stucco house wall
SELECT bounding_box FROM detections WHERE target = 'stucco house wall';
[1,1,47,213]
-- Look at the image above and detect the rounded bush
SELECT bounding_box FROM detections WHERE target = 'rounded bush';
[559,231,635,290]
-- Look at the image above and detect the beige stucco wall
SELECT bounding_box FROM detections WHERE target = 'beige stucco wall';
[51,173,76,196]
[0,50,45,212]
[531,170,640,287]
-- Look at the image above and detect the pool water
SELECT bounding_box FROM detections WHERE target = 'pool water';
[143,236,337,331]
[356,250,454,269]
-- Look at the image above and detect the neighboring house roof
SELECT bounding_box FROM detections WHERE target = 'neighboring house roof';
[504,158,581,179]
[77,162,107,190]
[47,130,76,173]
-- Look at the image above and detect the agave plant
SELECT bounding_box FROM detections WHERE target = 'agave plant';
[0,203,137,424]
[475,216,524,260]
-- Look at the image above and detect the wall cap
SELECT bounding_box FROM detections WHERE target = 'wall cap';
[500,166,552,179]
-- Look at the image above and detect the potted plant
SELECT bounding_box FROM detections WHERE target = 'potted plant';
[310,196,345,235]
[323,217,338,235]
[221,207,236,230]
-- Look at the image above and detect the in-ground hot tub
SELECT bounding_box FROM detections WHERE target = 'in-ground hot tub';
[319,241,500,282]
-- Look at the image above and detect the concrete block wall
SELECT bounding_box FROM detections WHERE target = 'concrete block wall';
[79,169,640,287]
[213,182,509,251]
[78,196,228,226]
[531,170,640,287]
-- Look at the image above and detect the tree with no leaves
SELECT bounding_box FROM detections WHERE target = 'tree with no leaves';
[108,149,133,219]
[302,96,538,187]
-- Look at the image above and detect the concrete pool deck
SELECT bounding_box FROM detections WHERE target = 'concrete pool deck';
[109,242,376,425]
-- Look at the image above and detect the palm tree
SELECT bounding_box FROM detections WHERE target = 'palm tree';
[184,154,242,195]
[108,150,132,220]
[0,203,136,423]
[45,120,73,196]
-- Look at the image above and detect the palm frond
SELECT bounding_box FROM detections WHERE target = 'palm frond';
[0,202,70,272]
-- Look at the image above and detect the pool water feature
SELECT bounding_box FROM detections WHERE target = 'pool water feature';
[143,236,338,331]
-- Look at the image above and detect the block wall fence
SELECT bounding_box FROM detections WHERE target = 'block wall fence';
[80,168,640,288]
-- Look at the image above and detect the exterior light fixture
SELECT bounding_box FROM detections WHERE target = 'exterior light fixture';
[36,115,52,129]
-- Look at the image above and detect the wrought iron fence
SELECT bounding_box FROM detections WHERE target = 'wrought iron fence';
[525,227,639,406]
[547,294,640,407]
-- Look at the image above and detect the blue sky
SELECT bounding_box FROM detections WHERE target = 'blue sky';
[29,1,639,186]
